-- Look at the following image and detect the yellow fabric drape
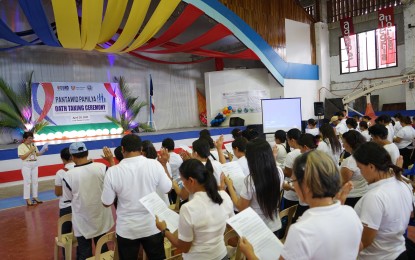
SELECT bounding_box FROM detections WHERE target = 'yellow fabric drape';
[123,0,181,53]
[98,0,128,43]
[81,0,103,50]
[51,0,81,49]
[97,0,151,53]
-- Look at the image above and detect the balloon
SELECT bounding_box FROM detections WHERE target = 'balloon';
[228,106,232,110]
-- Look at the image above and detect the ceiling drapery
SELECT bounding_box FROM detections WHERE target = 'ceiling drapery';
[0,1,257,63]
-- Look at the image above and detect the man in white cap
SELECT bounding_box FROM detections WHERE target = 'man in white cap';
[63,142,114,260]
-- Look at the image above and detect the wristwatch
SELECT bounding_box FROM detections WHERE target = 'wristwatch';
[161,228,170,237]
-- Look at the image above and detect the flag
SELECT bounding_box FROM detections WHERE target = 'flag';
[150,75,155,113]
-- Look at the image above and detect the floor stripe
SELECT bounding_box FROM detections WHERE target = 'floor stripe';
[0,190,58,211]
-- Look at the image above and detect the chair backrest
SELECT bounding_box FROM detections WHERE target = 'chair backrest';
[174,195,180,211]
[224,229,244,260]
[279,205,298,243]
[57,213,72,240]
[94,231,117,260]
[166,254,183,260]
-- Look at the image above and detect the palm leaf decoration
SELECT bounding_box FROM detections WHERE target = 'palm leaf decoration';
[0,71,48,133]
[105,76,154,132]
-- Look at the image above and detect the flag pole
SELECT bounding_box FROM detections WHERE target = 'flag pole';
[149,75,153,129]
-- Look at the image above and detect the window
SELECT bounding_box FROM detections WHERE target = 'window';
[340,26,397,74]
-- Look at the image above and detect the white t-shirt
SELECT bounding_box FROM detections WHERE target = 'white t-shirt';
[395,125,415,149]
[317,139,341,166]
[340,156,368,198]
[54,162,75,209]
[383,143,400,165]
[240,168,284,232]
[169,151,183,181]
[386,123,395,143]
[336,121,348,135]
[236,156,250,177]
[209,150,219,162]
[281,201,363,260]
[179,191,234,260]
[305,128,320,136]
[360,130,371,142]
[394,121,402,133]
[283,149,301,201]
[274,143,288,167]
[203,160,223,186]
[354,177,413,260]
[64,162,114,239]
[101,155,172,239]
[17,143,39,161]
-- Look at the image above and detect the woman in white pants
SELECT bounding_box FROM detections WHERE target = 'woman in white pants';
[17,132,47,206]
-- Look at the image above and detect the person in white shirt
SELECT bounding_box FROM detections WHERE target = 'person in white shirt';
[376,114,395,143]
[369,124,400,165]
[142,140,171,206]
[331,115,348,136]
[346,117,358,131]
[340,130,368,207]
[359,121,371,141]
[353,142,413,260]
[225,138,283,234]
[17,131,48,206]
[305,118,320,136]
[393,113,403,133]
[64,142,114,260]
[101,134,172,260]
[282,129,302,212]
[156,159,234,260]
[239,151,363,260]
[318,123,342,166]
[273,130,289,167]
[174,138,224,201]
[54,148,76,234]
[394,116,415,169]
[231,137,250,176]
[162,138,183,204]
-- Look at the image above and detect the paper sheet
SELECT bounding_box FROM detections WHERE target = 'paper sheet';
[140,192,180,233]
[39,143,49,153]
[224,142,234,155]
[227,207,283,260]
[179,145,192,154]
[221,161,245,195]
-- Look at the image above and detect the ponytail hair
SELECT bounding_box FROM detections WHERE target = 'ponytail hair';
[179,159,223,205]
[353,142,403,181]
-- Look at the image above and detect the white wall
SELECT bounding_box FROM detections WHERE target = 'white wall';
[285,19,312,64]
[204,68,283,126]
[404,4,415,109]
[329,45,407,109]
[283,79,320,120]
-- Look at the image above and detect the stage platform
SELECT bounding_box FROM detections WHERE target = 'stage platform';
[0,126,239,186]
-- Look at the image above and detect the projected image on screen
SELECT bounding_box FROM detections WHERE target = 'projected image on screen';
[262,98,302,133]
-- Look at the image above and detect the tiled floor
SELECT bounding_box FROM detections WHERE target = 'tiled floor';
[0,199,60,259]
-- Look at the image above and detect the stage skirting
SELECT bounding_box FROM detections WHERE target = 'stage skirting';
[0,127,237,186]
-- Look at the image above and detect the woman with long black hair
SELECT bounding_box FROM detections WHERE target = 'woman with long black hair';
[156,159,234,260]
[318,123,342,166]
[225,138,283,234]
[353,142,413,260]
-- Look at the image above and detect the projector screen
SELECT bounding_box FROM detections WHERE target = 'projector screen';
[262,98,302,133]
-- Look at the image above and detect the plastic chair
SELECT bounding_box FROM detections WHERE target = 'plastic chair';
[224,229,243,260]
[279,205,298,243]
[86,231,118,260]
[166,254,183,260]
[54,213,78,260]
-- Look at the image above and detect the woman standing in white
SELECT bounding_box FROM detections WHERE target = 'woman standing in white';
[369,124,400,165]
[225,138,283,235]
[317,123,342,166]
[353,142,413,260]
[156,159,234,260]
[273,130,289,167]
[340,130,368,207]
[239,151,363,260]
[17,131,47,206]
[394,116,415,169]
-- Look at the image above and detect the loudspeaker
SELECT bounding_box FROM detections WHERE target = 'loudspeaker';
[229,117,245,126]
[314,102,324,116]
